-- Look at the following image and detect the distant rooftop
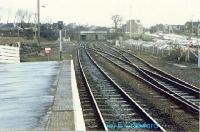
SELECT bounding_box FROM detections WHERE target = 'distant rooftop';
[0,23,17,31]
[127,20,142,25]
[80,31,107,34]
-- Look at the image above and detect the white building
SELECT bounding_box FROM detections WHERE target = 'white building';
[122,20,143,34]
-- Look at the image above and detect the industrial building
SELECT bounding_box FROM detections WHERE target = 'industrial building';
[80,31,107,41]
[122,20,143,34]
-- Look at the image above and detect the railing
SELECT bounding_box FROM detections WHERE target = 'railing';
[0,44,20,63]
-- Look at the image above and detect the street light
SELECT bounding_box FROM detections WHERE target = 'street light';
[37,0,40,45]
[58,21,63,60]
[37,0,46,45]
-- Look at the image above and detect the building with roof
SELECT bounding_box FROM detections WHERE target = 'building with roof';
[122,20,143,34]
[184,21,200,36]
[0,23,16,31]
[0,23,24,36]
[80,31,107,41]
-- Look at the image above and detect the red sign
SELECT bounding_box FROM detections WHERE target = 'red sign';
[45,48,51,54]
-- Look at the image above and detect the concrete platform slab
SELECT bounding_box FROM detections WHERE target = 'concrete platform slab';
[47,111,74,131]
[46,60,85,131]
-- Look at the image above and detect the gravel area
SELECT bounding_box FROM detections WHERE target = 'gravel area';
[90,51,199,132]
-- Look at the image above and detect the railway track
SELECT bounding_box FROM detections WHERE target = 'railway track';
[109,45,200,111]
[78,46,165,131]
[96,42,199,89]
[113,46,199,90]
[74,48,107,131]
[88,44,200,114]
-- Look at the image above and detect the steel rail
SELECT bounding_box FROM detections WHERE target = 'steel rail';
[77,48,108,131]
[91,44,200,109]
[83,47,165,131]
[88,48,199,114]
[113,46,200,91]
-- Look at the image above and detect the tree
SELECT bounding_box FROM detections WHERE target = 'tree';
[15,9,27,23]
[15,9,34,28]
[111,15,122,39]
[27,11,33,24]
[111,15,122,31]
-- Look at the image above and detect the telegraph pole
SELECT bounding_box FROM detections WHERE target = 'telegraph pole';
[198,21,200,68]
[198,46,200,68]
[198,48,200,68]
[191,19,193,36]
[37,0,40,45]
[129,5,132,41]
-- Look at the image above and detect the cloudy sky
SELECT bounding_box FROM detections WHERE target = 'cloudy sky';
[0,0,200,27]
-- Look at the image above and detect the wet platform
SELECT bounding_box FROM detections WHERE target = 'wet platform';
[0,60,85,131]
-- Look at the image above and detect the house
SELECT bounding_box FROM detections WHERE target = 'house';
[166,25,184,34]
[0,23,17,36]
[184,21,200,36]
[109,28,116,33]
[0,23,24,36]
[150,24,184,34]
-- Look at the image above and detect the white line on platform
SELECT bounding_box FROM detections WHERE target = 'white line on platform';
[71,60,86,131]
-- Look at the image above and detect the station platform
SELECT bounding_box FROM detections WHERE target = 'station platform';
[46,60,85,131]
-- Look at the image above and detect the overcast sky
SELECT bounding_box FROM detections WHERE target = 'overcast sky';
[0,0,200,27]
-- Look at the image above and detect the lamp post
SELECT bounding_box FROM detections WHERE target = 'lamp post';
[37,0,40,45]
[191,15,194,37]
[58,21,63,60]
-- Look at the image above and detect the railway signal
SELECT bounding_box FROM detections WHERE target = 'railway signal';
[58,21,63,30]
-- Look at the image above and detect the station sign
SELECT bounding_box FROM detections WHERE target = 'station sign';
[45,48,52,54]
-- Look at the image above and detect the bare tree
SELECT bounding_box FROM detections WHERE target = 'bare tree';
[16,9,25,23]
[111,15,122,31]
[15,9,33,27]
[27,11,33,24]
[111,15,123,39]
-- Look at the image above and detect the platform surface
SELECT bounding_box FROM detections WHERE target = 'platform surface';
[46,60,85,131]
[0,60,85,131]
[0,61,61,130]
